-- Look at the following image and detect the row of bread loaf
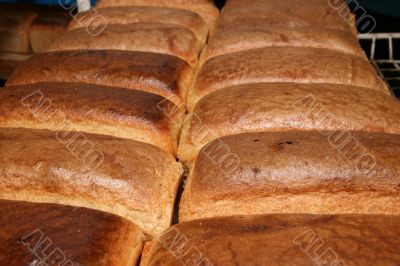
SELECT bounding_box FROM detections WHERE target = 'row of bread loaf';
[146,0,400,265]
[1,0,400,265]
[0,1,220,265]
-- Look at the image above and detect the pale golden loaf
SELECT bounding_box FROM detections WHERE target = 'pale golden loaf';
[0,199,143,266]
[0,128,183,237]
[179,83,400,161]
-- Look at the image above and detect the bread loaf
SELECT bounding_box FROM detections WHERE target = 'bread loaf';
[146,214,400,265]
[180,131,400,221]
[95,0,219,31]
[0,128,183,237]
[29,10,70,53]
[68,6,208,43]
[179,83,400,161]
[0,199,143,266]
[0,83,184,155]
[217,0,356,35]
[6,50,193,107]
[190,47,389,109]
[0,8,37,53]
[48,23,202,66]
[202,26,365,62]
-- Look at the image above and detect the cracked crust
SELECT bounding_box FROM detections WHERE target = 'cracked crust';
[0,128,183,237]
[48,23,202,66]
[179,83,400,161]
[68,6,208,43]
[180,131,400,221]
[0,199,143,266]
[145,214,400,265]
[7,50,193,107]
[189,47,389,109]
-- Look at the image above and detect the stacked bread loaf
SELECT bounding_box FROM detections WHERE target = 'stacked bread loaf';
[0,1,217,265]
[153,0,400,265]
[1,0,400,265]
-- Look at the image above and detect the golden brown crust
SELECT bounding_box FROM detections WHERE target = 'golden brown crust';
[146,214,400,265]
[7,50,192,107]
[49,22,202,66]
[0,82,184,155]
[180,131,400,221]
[202,26,365,62]
[190,47,389,109]
[217,0,356,35]
[179,83,400,161]
[0,127,183,236]
[68,6,208,43]
[0,199,143,266]
[95,0,219,31]
[0,8,38,53]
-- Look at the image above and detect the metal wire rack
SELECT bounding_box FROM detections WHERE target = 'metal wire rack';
[359,33,400,98]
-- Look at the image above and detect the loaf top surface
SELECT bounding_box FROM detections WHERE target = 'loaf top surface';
[184,131,400,204]
[0,199,142,266]
[192,47,388,108]
[68,6,208,43]
[146,214,400,265]
[202,26,365,62]
[179,83,400,161]
[0,82,184,154]
[95,0,219,30]
[7,50,191,107]
[0,127,182,236]
[217,0,355,34]
[49,23,202,66]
